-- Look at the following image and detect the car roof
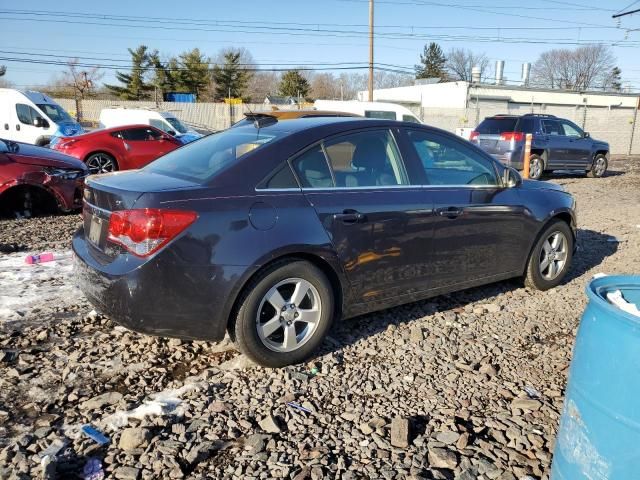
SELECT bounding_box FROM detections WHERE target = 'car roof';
[233,116,401,134]
[76,124,161,136]
[246,110,360,120]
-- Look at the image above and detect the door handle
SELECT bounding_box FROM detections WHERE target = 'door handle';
[436,207,463,219]
[3,124,8,130]
[333,209,366,224]
[16,125,20,131]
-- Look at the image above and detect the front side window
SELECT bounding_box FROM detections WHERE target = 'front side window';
[164,116,188,134]
[560,120,583,137]
[146,127,279,183]
[364,110,396,120]
[16,104,41,125]
[407,129,498,186]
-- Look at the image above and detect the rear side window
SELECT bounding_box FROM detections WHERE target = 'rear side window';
[122,127,162,141]
[259,164,299,189]
[516,118,535,133]
[476,117,518,134]
[364,110,396,120]
[541,119,563,136]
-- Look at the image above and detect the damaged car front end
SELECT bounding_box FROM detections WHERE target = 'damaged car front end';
[0,139,88,218]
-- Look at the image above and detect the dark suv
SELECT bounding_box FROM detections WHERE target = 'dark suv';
[470,114,609,180]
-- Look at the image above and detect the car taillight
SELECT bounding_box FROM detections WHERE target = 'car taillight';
[499,132,524,142]
[469,131,479,141]
[57,138,78,149]
[107,209,197,257]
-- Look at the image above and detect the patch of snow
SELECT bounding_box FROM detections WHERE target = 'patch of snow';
[0,250,81,322]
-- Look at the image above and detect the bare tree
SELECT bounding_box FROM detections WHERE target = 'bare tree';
[64,58,104,99]
[446,48,490,82]
[309,72,341,100]
[374,71,414,89]
[531,45,616,91]
[246,71,280,102]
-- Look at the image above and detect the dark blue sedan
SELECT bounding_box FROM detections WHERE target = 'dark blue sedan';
[73,116,576,367]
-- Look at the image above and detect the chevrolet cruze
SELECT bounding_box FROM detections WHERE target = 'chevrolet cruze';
[73,116,576,367]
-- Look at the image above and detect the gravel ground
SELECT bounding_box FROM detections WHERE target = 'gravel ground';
[0,158,639,480]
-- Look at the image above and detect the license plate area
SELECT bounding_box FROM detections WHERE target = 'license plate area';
[88,215,103,246]
[83,202,110,251]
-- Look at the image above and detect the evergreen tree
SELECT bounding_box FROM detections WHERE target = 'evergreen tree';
[106,46,154,100]
[176,49,210,99]
[415,42,447,80]
[150,53,178,99]
[609,67,622,92]
[212,51,250,100]
[278,70,310,98]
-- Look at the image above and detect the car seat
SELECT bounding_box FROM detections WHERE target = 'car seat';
[349,138,396,186]
[298,149,333,188]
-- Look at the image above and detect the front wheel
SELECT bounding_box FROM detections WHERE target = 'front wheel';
[587,154,607,178]
[231,260,334,367]
[86,153,118,175]
[524,220,573,291]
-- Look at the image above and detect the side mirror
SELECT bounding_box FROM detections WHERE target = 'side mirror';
[33,117,44,128]
[503,167,522,188]
[167,130,176,136]
[583,131,590,138]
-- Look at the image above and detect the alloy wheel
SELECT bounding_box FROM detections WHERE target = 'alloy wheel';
[538,231,568,281]
[86,154,115,174]
[594,157,607,177]
[256,277,322,352]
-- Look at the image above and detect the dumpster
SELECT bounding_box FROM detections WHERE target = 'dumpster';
[552,275,640,479]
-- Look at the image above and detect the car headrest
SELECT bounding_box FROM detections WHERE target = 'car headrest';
[352,138,388,171]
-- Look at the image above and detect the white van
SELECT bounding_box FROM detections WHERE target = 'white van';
[313,100,422,124]
[98,107,203,144]
[0,89,83,146]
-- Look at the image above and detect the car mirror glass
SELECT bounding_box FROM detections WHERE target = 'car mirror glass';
[583,131,590,138]
[504,167,522,188]
[167,130,176,136]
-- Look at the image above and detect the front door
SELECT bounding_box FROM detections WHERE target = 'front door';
[291,128,435,304]
[14,104,48,144]
[558,119,591,169]
[401,128,532,288]
[120,127,170,168]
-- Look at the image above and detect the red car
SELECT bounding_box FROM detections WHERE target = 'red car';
[53,125,182,174]
[0,138,87,217]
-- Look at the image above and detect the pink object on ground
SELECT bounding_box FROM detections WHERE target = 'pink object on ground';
[25,253,55,264]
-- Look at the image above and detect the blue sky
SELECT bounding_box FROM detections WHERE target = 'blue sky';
[2,0,640,89]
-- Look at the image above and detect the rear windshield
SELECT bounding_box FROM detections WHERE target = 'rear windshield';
[145,127,281,183]
[476,117,518,134]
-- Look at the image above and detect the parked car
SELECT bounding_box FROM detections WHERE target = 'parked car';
[73,117,576,367]
[0,89,84,146]
[0,138,87,217]
[314,100,422,123]
[470,114,609,180]
[98,107,203,144]
[52,124,182,174]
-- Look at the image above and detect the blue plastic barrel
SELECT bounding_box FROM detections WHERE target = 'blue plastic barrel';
[552,275,640,480]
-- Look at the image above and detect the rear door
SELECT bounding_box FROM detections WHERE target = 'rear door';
[120,127,173,168]
[540,119,566,168]
[291,128,436,304]
[558,119,591,168]
[402,127,531,287]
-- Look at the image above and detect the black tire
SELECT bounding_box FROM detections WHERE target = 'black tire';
[85,153,118,175]
[587,154,607,178]
[524,220,573,291]
[528,154,544,180]
[230,259,334,367]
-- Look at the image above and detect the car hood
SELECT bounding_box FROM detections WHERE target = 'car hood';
[521,179,566,193]
[88,169,201,193]
[8,143,87,170]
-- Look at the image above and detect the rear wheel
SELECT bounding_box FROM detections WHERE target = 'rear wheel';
[231,260,334,367]
[587,154,607,178]
[524,220,573,290]
[528,154,544,180]
[86,153,118,175]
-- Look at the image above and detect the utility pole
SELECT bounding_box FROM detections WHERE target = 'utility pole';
[613,8,640,18]
[368,0,374,102]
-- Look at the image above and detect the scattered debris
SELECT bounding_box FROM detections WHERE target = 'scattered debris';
[524,385,542,399]
[81,425,110,445]
[83,457,105,480]
[286,402,312,414]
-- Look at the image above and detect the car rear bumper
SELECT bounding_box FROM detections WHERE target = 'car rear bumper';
[72,228,251,342]
[491,151,524,170]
